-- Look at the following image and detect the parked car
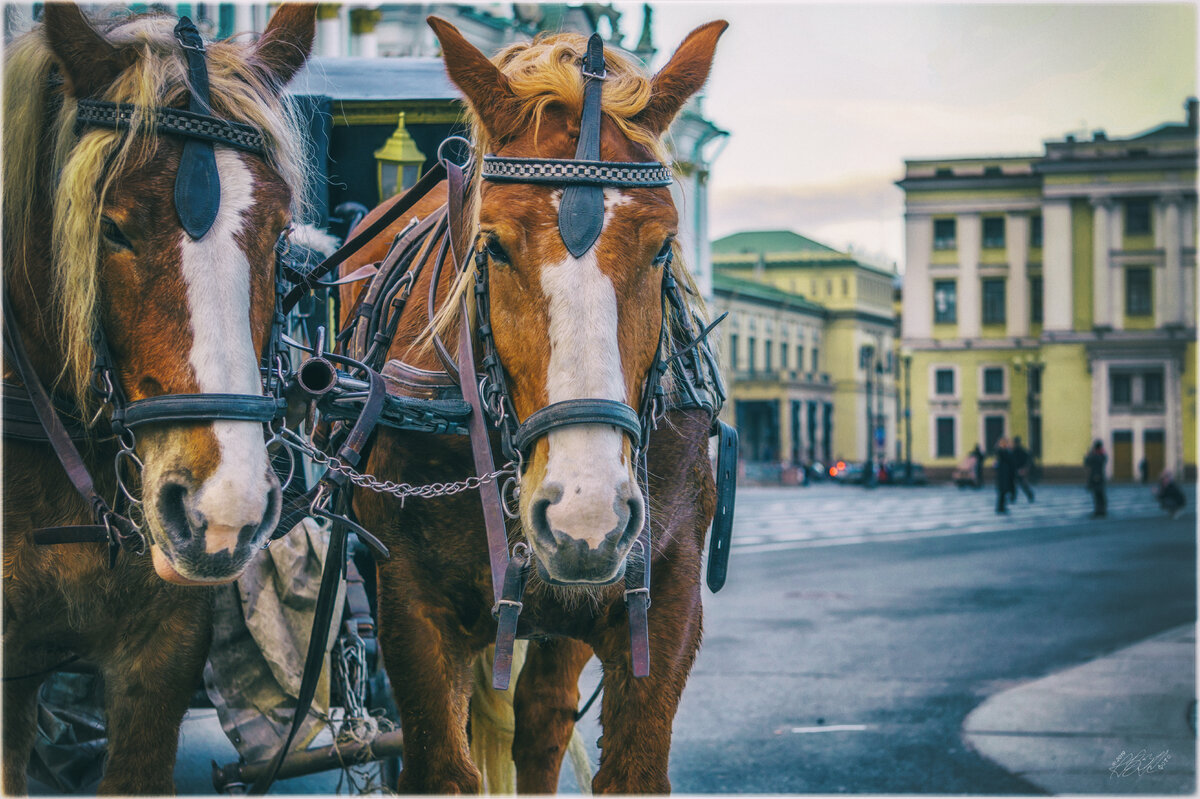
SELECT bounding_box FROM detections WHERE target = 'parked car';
[828,460,866,484]
[880,461,928,485]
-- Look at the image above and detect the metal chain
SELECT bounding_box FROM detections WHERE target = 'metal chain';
[279,427,514,503]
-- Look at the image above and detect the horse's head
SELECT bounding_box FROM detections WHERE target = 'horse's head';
[29,4,315,583]
[430,18,725,585]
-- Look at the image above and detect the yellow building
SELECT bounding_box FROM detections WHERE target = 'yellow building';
[898,100,1197,481]
[712,231,898,471]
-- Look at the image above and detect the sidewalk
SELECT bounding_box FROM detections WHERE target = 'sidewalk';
[963,624,1196,794]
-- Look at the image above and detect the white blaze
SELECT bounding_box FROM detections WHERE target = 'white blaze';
[178,148,272,550]
[537,190,635,547]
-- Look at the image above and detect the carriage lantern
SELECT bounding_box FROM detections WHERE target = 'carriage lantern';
[374,111,426,200]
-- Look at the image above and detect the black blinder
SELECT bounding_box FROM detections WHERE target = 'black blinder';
[557,34,607,258]
[173,17,220,241]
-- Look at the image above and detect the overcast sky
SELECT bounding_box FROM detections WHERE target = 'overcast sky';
[610,2,1198,271]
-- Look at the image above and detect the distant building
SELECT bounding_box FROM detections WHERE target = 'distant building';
[897,99,1197,480]
[711,230,899,471]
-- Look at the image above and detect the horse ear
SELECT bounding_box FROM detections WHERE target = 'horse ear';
[427,16,521,142]
[41,3,135,98]
[635,20,728,137]
[252,3,317,88]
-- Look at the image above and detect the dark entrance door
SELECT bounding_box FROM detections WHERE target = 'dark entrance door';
[1112,430,1134,481]
[1143,429,1165,481]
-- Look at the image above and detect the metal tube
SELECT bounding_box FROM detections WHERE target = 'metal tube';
[211,730,405,793]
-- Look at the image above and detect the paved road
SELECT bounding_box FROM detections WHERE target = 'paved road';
[634,492,1195,793]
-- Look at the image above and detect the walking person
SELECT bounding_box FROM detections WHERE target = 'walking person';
[1153,470,1187,519]
[994,438,1015,514]
[1084,439,1108,518]
[971,444,985,489]
[1011,436,1035,503]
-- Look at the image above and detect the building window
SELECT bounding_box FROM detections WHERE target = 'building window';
[982,217,1005,249]
[1124,198,1152,236]
[933,218,956,250]
[935,417,956,457]
[1143,370,1164,405]
[983,367,1005,396]
[1030,214,1043,247]
[1029,366,1042,395]
[982,278,1006,324]
[1030,276,1043,324]
[1030,415,1042,458]
[764,339,773,372]
[780,341,788,370]
[934,280,957,324]
[935,368,955,396]
[796,345,805,373]
[1126,267,1152,316]
[747,337,756,372]
[728,335,738,370]
[811,348,819,374]
[1110,373,1132,407]
[984,415,1005,452]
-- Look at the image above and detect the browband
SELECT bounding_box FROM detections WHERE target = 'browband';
[75,99,267,156]
[480,156,673,188]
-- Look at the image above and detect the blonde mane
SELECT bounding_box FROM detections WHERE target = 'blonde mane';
[425,32,705,349]
[3,13,313,407]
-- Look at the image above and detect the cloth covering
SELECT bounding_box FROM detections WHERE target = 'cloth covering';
[203,516,344,763]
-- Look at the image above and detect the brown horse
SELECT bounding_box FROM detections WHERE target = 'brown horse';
[339,18,726,793]
[2,5,315,793]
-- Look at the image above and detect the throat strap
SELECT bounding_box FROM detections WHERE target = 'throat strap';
[173,17,220,240]
[558,33,607,257]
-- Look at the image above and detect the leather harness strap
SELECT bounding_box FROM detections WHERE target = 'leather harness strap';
[558,34,607,258]
[172,18,220,240]
[514,398,641,456]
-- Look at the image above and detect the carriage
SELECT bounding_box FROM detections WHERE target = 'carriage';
[3,6,737,794]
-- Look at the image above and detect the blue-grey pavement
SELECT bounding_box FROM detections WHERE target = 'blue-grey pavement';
[964,624,1196,795]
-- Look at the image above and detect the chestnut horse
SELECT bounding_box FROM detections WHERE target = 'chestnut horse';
[339,18,726,793]
[2,5,315,793]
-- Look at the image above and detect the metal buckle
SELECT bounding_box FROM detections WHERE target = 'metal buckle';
[581,66,608,80]
[437,135,473,169]
[623,586,650,608]
[492,598,524,618]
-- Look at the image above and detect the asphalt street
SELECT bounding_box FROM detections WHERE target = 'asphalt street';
[640,485,1196,793]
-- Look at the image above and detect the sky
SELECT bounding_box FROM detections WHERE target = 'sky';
[610,2,1198,272]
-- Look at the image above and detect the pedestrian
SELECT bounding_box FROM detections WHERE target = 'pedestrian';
[1153,470,1186,519]
[1138,458,1149,484]
[1084,439,1108,518]
[1011,436,1035,503]
[994,437,1015,514]
[971,444,984,489]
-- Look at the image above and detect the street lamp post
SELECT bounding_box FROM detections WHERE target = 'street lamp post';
[861,344,875,486]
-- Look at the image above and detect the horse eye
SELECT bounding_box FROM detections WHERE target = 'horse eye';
[100,217,133,251]
[483,236,510,265]
[653,239,674,266]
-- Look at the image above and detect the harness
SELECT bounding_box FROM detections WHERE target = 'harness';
[5,23,739,793]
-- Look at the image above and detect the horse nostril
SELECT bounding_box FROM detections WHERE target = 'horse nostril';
[530,497,556,549]
[158,479,203,542]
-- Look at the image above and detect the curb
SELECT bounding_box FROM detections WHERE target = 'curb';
[963,624,1196,795]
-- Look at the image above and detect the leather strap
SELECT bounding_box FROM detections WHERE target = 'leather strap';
[513,398,641,456]
[706,420,738,593]
[482,156,672,188]
[117,393,283,428]
[491,544,530,690]
[172,18,220,240]
[281,162,447,314]
[75,99,267,155]
[558,34,606,257]
[625,456,652,679]
[2,381,87,441]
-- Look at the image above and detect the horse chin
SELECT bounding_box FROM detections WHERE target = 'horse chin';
[150,544,245,586]
[533,555,627,587]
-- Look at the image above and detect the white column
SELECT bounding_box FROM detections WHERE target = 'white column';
[1162,194,1183,326]
[1092,359,1109,477]
[958,213,981,338]
[317,6,343,58]
[903,215,933,339]
[1043,199,1073,330]
[1006,213,1030,337]
[234,3,255,34]
[1167,359,1184,474]
[1091,197,1112,328]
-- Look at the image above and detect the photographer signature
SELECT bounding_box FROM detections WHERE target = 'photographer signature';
[1109,748,1171,778]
